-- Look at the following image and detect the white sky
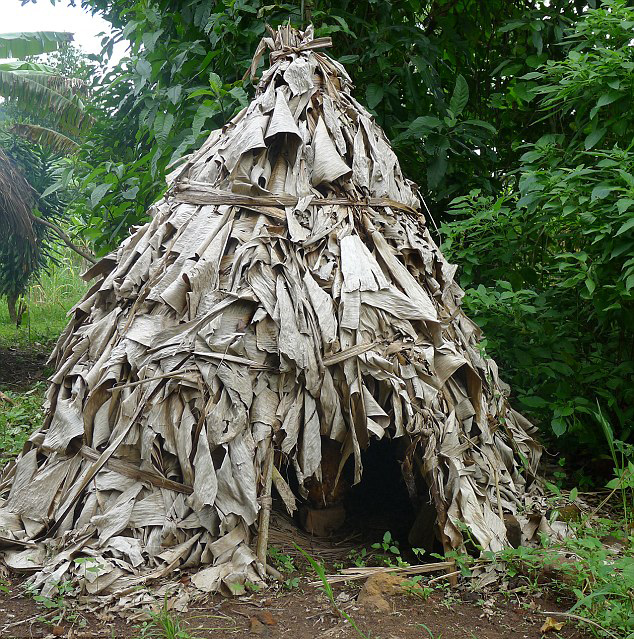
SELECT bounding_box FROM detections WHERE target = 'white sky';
[2,0,127,63]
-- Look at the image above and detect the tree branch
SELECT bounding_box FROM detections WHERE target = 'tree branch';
[29,214,97,264]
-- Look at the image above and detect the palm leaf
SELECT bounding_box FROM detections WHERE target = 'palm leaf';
[0,61,56,73]
[0,31,72,59]
[0,71,92,137]
[11,123,79,154]
[3,70,88,96]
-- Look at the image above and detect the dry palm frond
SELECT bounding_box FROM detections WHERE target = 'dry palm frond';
[0,25,543,602]
[0,147,36,246]
[11,124,79,154]
[0,71,92,138]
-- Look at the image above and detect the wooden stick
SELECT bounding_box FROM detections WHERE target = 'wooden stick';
[256,446,275,571]
[311,560,454,585]
[30,213,97,264]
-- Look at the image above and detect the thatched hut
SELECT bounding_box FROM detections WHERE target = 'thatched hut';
[0,26,541,598]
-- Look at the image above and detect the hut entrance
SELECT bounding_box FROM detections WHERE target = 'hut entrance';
[344,437,415,547]
[294,436,442,561]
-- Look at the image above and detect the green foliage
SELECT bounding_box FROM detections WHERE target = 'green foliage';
[371,531,409,567]
[0,247,88,346]
[0,34,93,309]
[59,0,589,253]
[0,31,72,59]
[0,134,67,304]
[442,1,634,449]
[268,547,296,573]
[133,598,193,639]
[28,579,83,628]
[596,405,634,526]
[495,521,634,638]
[0,382,45,464]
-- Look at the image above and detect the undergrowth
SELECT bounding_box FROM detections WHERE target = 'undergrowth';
[0,249,87,348]
[0,382,45,464]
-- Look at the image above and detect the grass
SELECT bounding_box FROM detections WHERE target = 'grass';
[0,382,46,464]
[0,249,88,348]
[0,249,86,462]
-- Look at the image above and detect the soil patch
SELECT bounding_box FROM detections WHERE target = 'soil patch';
[0,576,594,639]
[0,344,53,391]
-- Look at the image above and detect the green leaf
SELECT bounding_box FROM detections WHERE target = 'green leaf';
[166,85,182,105]
[584,128,606,150]
[427,152,447,189]
[153,111,175,147]
[121,186,140,200]
[0,31,72,58]
[585,278,596,294]
[408,116,443,133]
[135,59,152,81]
[616,217,634,237]
[449,74,469,116]
[569,487,578,502]
[366,83,384,110]
[591,184,615,201]
[519,396,548,408]
[617,199,634,214]
[91,183,111,208]
[208,72,222,94]
[462,119,496,133]
[551,417,567,437]
[0,71,91,137]
[596,91,622,108]
[498,20,526,33]
[511,83,536,103]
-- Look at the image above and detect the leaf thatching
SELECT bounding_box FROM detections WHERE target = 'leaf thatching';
[0,25,544,602]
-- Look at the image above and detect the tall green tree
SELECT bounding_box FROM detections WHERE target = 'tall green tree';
[443,0,634,452]
[47,0,590,252]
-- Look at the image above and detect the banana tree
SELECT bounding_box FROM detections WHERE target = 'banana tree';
[0,31,92,152]
[0,31,95,325]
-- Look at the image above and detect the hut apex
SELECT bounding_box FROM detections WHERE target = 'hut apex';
[0,25,542,598]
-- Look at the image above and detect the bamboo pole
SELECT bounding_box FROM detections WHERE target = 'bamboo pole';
[256,446,275,572]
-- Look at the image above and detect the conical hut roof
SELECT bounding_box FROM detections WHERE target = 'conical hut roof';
[0,25,541,598]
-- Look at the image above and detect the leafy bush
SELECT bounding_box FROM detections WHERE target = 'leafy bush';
[443,0,634,450]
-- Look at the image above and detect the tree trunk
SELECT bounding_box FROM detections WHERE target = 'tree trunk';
[7,294,18,325]
[7,294,25,326]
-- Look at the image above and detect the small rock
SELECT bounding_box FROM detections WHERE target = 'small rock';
[250,616,267,635]
[357,573,404,612]
[361,573,404,597]
[361,593,390,612]
[52,626,65,637]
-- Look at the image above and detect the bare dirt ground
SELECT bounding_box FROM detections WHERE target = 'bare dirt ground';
[0,572,594,639]
[0,344,52,391]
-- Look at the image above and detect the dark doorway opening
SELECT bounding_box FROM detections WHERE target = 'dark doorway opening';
[344,436,416,548]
